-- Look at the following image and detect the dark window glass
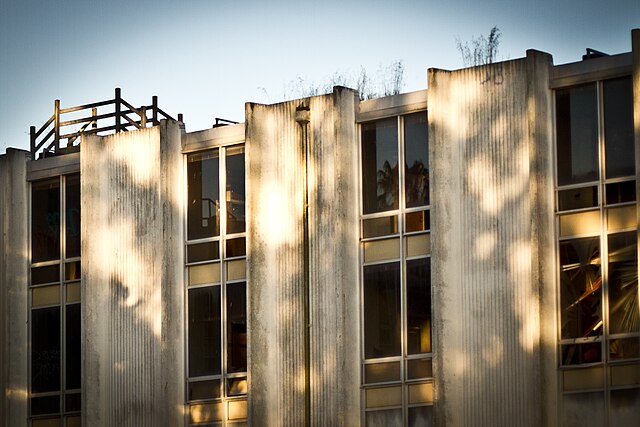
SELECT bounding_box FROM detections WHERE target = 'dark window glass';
[65,174,80,258]
[189,379,221,401]
[556,84,598,186]
[32,265,60,285]
[65,392,81,412]
[187,242,219,263]
[65,261,81,281]
[65,303,81,390]
[226,282,247,373]
[404,112,429,208]
[188,150,220,240]
[362,118,399,214]
[606,181,636,205]
[362,215,398,238]
[608,232,638,334]
[561,342,602,365]
[32,306,61,393]
[558,186,598,211]
[188,286,221,377]
[405,210,430,233]
[407,258,431,354]
[408,406,433,427]
[559,237,602,339]
[31,395,60,416]
[226,237,246,258]
[226,146,246,234]
[32,179,60,263]
[364,262,401,358]
[604,77,634,178]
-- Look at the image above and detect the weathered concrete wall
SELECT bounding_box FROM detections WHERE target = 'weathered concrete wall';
[0,149,29,427]
[81,121,184,427]
[429,51,554,427]
[246,87,360,426]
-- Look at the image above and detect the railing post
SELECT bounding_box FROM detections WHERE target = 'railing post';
[140,106,147,127]
[54,99,60,153]
[115,88,121,133]
[152,95,158,125]
[30,126,36,157]
[92,107,98,130]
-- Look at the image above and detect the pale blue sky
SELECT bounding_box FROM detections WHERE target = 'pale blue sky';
[1,0,638,153]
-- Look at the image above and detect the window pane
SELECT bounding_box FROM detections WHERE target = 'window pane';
[407,258,431,354]
[226,146,246,234]
[606,181,636,205]
[362,118,398,214]
[607,232,638,334]
[364,262,401,358]
[188,150,220,240]
[562,342,602,365]
[409,406,433,427]
[32,265,60,285]
[559,237,602,339]
[362,215,398,238]
[365,408,402,426]
[604,77,634,178]
[65,174,80,258]
[187,242,219,263]
[227,282,247,373]
[188,286,221,377]
[189,379,221,401]
[404,112,429,208]
[226,237,246,258]
[556,84,598,185]
[32,178,60,263]
[32,306,61,393]
[31,395,60,416]
[65,392,81,412]
[558,186,598,211]
[65,303,81,390]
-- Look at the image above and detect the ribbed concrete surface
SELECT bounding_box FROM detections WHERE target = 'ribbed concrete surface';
[246,88,360,426]
[82,122,184,427]
[0,149,29,427]
[429,53,553,427]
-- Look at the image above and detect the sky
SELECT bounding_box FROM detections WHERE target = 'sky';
[0,0,638,154]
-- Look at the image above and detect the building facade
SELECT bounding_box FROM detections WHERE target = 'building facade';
[1,30,639,426]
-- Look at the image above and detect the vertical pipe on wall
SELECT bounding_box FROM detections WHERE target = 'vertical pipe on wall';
[295,104,311,427]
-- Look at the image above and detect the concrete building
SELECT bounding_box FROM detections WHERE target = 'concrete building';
[1,29,639,427]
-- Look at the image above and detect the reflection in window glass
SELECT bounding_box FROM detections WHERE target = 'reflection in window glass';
[188,287,221,377]
[227,282,247,373]
[407,258,431,354]
[409,406,433,427]
[226,146,246,234]
[604,77,634,179]
[404,112,429,208]
[362,118,398,214]
[607,232,638,335]
[65,174,81,258]
[562,342,602,365]
[365,408,402,426]
[32,306,61,393]
[606,181,636,205]
[188,150,220,240]
[559,237,602,339]
[556,84,598,186]
[364,262,401,359]
[32,179,61,263]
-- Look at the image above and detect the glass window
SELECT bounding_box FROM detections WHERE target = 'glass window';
[406,258,431,354]
[188,286,221,377]
[188,150,220,240]
[607,232,638,335]
[226,146,245,234]
[364,262,401,359]
[65,174,80,258]
[65,304,81,390]
[603,77,634,179]
[404,112,429,208]
[362,118,399,214]
[556,84,598,186]
[32,179,60,263]
[31,307,61,393]
[226,282,247,373]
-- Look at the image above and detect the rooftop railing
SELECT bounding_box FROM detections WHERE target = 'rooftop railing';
[30,88,181,159]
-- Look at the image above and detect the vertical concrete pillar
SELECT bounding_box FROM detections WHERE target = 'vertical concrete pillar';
[246,87,360,426]
[429,53,553,426]
[0,149,29,427]
[81,121,184,427]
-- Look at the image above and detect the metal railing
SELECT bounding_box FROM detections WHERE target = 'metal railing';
[30,88,181,159]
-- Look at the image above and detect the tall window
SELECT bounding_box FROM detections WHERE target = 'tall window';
[185,145,247,425]
[30,174,81,426]
[360,112,433,426]
[555,76,640,425]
